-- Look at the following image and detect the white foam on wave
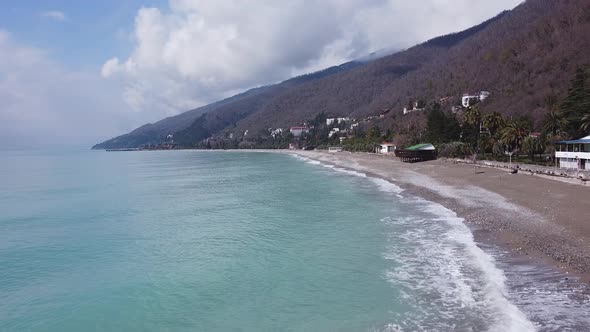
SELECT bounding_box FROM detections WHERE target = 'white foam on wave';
[290,152,535,331]
[384,197,535,332]
[370,177,404,195]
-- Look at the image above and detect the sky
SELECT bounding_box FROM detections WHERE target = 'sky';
[0,0,523,148]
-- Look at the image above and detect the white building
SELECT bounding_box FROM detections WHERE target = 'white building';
[403,102,425,115]
[328,146,343,153]
[290,126,309,137]
[462,91,491,108]
[269,128,284,138]
[462,94,480,108]
[326,118,336,126]
[376,142,396,154]
[328,128,340,138]
[555,135,590,170]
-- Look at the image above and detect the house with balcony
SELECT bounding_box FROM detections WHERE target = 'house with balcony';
[555,135,590,170]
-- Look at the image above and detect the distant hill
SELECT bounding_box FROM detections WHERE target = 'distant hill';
[93,60,373,149]
[94,0,590,149]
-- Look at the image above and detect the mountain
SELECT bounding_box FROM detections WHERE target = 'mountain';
[93,60,372,149]
[94,0,590,149]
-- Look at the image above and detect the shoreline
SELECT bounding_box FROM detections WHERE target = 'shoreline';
[282,150,590,327]
[283,150,590,280]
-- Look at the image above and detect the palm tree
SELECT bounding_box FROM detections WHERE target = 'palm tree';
[482,112,506,137]
[543,109,568,136]
[500,122,528,156]
[464,106,482,127]
[522,136,545,161]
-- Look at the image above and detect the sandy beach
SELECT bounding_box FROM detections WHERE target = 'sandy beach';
[288,150,590,284]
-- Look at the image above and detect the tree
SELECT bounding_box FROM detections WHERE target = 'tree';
[543,109,569,136]
[560,67,590,136]
[482,112,506,137]
[463,106,482,149]
[464,106,482,127]
[522,136,545,161]
[500,122,528,155]
[426,103,461,144]
[367,126,381,140]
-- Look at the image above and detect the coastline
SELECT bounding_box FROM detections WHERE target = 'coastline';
[279,149,590,327]
[284,150,590,278]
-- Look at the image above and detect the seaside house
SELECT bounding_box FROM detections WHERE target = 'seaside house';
[555,135,590,170]
[290,126,309,137]
[376,142,396,154]
[328,146,343,153]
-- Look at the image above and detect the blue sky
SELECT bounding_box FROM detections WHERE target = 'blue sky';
[0,0,523,148]
[0,0,165,69]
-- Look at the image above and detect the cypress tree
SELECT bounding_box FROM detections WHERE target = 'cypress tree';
[561,67,590,136]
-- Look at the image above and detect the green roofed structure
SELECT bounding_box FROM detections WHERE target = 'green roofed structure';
[406,143,436,151]
[395,143,437,163]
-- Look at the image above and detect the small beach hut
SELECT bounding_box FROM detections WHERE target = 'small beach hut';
[376,142,396,154]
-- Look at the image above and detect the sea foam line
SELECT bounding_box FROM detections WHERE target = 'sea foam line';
[291,153,535,331]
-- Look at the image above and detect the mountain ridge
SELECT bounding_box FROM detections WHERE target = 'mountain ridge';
[94,0,590,149]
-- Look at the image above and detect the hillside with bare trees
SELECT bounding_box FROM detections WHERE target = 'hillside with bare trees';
[94,0,590,150]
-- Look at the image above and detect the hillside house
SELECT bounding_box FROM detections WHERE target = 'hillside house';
[326,117,351,126]
[290,126,309,137]
[328,128,340,138]
[269,128,284,138]
[403,102,426,115]
[461,91,491,108]
[555,135,590,170]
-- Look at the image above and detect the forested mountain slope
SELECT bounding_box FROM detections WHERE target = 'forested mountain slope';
[94,0,590,149]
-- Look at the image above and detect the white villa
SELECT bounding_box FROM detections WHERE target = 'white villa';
[555,135,590,170]
[326,117,351,126]
[461,91,490,108]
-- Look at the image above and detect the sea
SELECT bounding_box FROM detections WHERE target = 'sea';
[0,150,588,331]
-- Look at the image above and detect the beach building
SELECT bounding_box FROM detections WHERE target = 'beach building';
[290,126,309,137]
[328,146,343,153]
[395,143,437,163]
[555,135,590,170]
[376,142,396,154]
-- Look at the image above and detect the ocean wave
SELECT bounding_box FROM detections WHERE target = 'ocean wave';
[382,199,535,332]
[291,153,535,331]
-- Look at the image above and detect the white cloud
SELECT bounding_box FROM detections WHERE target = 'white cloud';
[102,0,522,117]
[0,31,143,148]
[40,10,66,22]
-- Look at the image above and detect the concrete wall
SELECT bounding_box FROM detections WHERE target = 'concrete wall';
[455,159,590,180]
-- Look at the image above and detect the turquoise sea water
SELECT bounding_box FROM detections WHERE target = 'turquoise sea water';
[0,150,564,331]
